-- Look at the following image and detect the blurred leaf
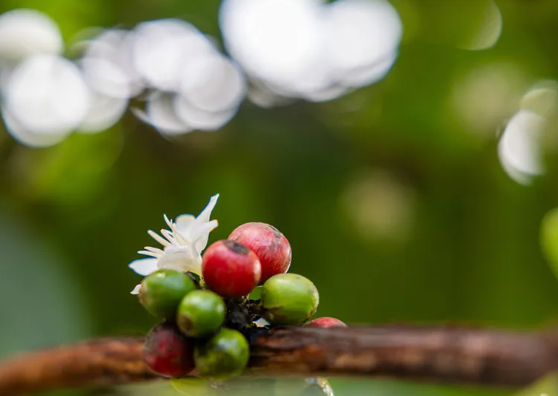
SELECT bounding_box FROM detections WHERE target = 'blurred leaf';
[541,207,558,281]
[329,378,505,396]
[0,204,91,357]
[171,378,213,396]
[515,372,558,396]
[23,129,122,206]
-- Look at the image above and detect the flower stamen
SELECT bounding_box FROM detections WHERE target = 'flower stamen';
[148,230,171,247]
[138,250,160,258]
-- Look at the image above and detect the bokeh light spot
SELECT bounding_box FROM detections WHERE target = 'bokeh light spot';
[498,110,545,185]
[177,52,246,113]
[342,170,415,244]
[132,19,217,92]
[458,0,502,51]
[3,54,90,146]
[220,0,402,102]
[498,81,558,185]
[0,9,62,63]
[135,93,193,136]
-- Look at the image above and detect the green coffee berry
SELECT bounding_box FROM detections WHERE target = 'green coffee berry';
[139,270,197,319]
[177,290,225,337]
[261,273,319,325]
[194,328,249,380]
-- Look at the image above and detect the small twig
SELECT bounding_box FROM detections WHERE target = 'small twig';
[0,325,557,395]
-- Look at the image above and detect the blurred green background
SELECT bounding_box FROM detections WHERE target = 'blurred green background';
[2,0,558,395]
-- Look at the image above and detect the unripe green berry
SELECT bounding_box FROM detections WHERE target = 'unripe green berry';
[261,274,319,325]
[139,270,197,319]
[177,290,225,337]
[194,328,249,380]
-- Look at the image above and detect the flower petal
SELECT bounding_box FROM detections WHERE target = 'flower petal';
[131,284,142,295]
[158,246,202,274]
[175,214,195,235]
[193,219,219,252]
[196,194,219,224]
[254,317,270,327]
[175,194,219,245]
[128,258,158,276]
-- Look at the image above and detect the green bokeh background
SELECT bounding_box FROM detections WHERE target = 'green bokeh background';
[1,0,558,395]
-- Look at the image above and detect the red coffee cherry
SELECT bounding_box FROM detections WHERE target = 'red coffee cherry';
[228,222,291,284]
[202,240,261,298]
[142,321,195,378]
[305,317,348,328]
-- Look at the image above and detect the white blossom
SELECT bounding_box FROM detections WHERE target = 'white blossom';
[128,194,219,294]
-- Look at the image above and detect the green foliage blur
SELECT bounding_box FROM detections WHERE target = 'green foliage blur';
[2,0,558,395]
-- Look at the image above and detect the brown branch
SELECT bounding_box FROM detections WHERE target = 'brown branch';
[0,325,557,395]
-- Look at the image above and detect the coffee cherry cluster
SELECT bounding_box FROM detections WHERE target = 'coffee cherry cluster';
[138,222,346,381]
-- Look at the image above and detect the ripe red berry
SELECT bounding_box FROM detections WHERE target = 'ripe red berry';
[305,317,348,328]
[228,222,292,284]
[142,321,195,378]
[202,240,261,298]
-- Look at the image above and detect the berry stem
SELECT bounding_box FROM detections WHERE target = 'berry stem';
[185,271,203,289]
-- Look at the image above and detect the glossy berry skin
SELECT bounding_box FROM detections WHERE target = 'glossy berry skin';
[194,328,250,380]
[142,321,195,378]
[177,290,226,337]
[228,222,291,284]
[261,274,319,326]
[202,240,261,298]
[305,317,347,328]
[139,270,197,319]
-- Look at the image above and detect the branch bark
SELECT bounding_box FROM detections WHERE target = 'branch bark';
[0,325,557,395]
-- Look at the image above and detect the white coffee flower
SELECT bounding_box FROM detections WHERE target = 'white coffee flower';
[129,194,219,294]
